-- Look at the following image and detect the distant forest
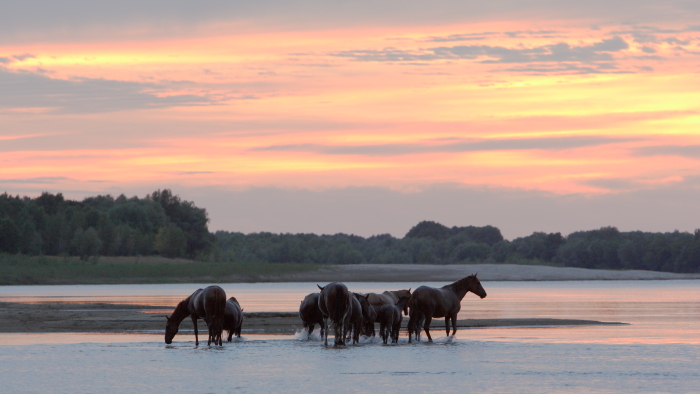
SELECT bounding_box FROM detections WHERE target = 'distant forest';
[1,190,699,273]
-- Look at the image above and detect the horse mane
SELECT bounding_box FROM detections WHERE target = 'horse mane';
[168,295,192,322]
[444,274,478,291]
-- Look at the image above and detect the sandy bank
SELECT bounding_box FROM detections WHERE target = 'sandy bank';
[0,302,624,334]
[266,264,700,282]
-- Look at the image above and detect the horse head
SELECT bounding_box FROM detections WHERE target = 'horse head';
[468,274,487,299]
[164,316,179,344]
[397,295,411,316]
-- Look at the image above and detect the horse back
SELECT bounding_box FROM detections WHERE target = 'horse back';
[195,285,227,321]
[300,293,323,325]
[410,286,458,318]
[319,283,351,322]
[225,298,242,328]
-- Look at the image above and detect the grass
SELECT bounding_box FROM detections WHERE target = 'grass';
[0,254,325,285]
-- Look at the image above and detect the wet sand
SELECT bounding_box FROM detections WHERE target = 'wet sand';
[0,302,624,334]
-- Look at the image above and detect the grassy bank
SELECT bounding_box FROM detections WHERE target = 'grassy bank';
[0,254,325,285]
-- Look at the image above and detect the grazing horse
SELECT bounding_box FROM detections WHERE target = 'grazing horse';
[367,289,412,315]
[224,296,243,342]
[299,293,325,338]
[317,283,352,346]
[407,274,487,343]
[377,295,411,344]
[165,285,227,346]
[354,292,376,337]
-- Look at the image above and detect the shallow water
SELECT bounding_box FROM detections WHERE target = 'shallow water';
[1,280,699,393]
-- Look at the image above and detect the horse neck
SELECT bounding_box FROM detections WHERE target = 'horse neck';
[445,280,471,301]
[168,298,191,326]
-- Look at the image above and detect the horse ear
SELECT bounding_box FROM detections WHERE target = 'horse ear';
[317,284,324,291]
[408,288,411,292]
[165,316,170,322]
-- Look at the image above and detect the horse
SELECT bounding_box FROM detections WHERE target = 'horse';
[377,295,411,344]
[165,285,227,346]
[407,274,486,343]
[299,293,325,338]
[343,292,364,344]
[317,283,352,346]
[367,288,412,315]
[354,292,376,337]
[224,296,243,342]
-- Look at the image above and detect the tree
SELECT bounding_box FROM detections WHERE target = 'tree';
[155,225,187,258]
[0,218,20,253]
[72,227,103,261]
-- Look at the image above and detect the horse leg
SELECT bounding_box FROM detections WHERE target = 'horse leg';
[323,317,329,346]
[445,317,451,336]
[423,316,433,342]
[451,314,458,337]
[407,312,415,343]
[191,316,199,346]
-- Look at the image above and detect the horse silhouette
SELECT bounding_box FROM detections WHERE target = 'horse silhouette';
[317,282,352,346]
[165,285,226,346]
[407,274,486,343]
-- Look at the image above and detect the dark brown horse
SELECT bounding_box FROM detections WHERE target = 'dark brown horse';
[354,292,376,337]
[377,295,410,344]
[298,293,325,338]
[224,296,243,342]
[165,285,227,346]
[407,274,486,343]
[344,293,364,345]
[317,282,352,346]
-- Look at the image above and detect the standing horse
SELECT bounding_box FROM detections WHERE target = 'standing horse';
[344,293,364,345]
[299,293,325,338]
[165,285,227,346]
[407,274,486,343]
[317,283,352,346]
[377,295,411,344]
[354,292,376,337]
[224,296,243,342]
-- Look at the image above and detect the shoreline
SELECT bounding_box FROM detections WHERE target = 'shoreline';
[0,301,625,334]
[265,264,700,282]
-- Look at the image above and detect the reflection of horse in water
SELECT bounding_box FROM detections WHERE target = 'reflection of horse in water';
[299,293,325,338]
[376,295,411,344]
[224,296,243,342]
[165,285,226,346]
[408,274,486,343]
[317,282,352,346]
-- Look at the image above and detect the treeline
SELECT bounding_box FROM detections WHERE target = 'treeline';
[2,190,699,273]
[214,221,700,273]
[0,190,213,259]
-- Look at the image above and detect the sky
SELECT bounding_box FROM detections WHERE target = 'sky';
[1,0,700,239]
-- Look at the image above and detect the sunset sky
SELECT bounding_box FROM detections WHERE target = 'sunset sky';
[2,1,700,238]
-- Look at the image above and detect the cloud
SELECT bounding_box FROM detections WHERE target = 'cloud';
[0,68,217,113]
[329,37,631,73]
[0,176,72,184]
[251,136,639,156]
[424,33,497,42]
[12,53,36,61]
[632,145,700,159]
[2,1,700,45]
